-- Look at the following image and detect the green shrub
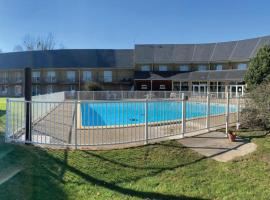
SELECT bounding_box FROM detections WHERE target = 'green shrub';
[245,45,270,90]
[241,82,270,129]
[83,82,103,91]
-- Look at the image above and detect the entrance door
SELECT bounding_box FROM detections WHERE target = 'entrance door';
[230,85,244,97]
[193,84,207,94]
[200,85,207,93]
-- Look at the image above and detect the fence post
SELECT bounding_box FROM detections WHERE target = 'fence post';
[25,67,32,143]
[236,93,240,130]
[74,100,78,149]
[181,93,186,138]
[225,91,230,135]
[206,92,210,131]
[5,98,9,142]
[144,98,149,144]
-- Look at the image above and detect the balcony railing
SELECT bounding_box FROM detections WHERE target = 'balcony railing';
[0,78,8,84]
[10,77,23,83]
[32,77,41,83]
[45,77,57,83]
[67,78,76,83]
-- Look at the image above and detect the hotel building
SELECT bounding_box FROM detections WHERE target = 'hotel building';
[0,35,270,97]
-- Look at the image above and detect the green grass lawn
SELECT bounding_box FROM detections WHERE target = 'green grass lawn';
[0,113,269,200]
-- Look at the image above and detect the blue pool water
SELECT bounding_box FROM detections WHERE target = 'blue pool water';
[81,101,236,126]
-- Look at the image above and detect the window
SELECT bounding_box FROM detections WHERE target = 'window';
[173,82,180,91]
[32,71,40,82]
[159,85,166,90]
[67,71,75,82]
[83,71,92,82]
[179,65,189,72]
[104,71,112,82]
[47,85,53,93]
[47,71,56,82]
[215,64,223,71]
[141,65,150,71]
[0,72,8,83]
[15,85,22,96]
[70,85,75,91]
[158,65,167,71]
[237,63,247,70]
[32,85,40,96]
[181,82,189,91]
[0,85,7,94]
[141,85,147,90]
[15,72,22,82]
[198,65,207,71]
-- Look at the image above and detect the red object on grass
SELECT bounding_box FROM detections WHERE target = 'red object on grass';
[228,132,236,142]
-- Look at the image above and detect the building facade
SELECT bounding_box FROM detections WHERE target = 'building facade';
[0,35,270,96]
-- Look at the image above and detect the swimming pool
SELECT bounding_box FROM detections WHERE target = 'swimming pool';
[80,101,236,127]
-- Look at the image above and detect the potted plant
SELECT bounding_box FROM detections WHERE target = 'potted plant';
[228,130,237,142]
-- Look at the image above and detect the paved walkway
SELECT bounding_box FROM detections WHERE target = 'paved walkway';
[178,131,257,162]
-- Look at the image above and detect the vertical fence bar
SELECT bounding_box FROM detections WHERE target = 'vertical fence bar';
[206,92,210,130]
[144,98,148,144]
[5,98,9,142]
[236,93,240,130]
[225,92,230,135]
[74,100,78,149]
[181,93,186,138]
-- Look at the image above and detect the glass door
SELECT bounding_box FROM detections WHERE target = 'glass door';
[193,84,207,94]
[230,85,244,97]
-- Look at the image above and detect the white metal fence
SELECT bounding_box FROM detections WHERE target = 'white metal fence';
[5,91,244,149]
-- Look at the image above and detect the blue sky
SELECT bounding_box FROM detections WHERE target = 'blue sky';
[0,0,270,52]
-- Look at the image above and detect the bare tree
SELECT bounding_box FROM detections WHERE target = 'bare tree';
[35,33,56,50]
[22,34,36,50]
[15,33,60,51]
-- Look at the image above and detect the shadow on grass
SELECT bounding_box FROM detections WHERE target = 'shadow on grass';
[45,148,208,200]
[0,132,208,200]
[0,135,68,200]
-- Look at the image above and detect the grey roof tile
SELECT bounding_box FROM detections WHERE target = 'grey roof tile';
[135,36,270,64]
[192,43,216,62]
[0,49,134,69]
[230,38,260,61]
[153,45,174,63]
[250,36,270,57]
[211,41,237,61]
[173,44,195,62]
[134,45,154,64]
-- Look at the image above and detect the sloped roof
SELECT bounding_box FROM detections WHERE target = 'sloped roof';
[135,35,270,63]
[134,70,246,81]
[0,49,134,69]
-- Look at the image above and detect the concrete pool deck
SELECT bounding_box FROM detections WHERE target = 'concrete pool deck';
[178,131,257,162]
